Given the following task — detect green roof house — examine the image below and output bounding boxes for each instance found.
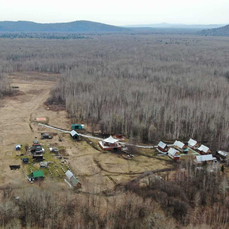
[28,170,44,182]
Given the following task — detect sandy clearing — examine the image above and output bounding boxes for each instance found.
[0,71,173,191]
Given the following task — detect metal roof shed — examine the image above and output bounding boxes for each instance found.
[188,139,197,147]
[174,140,185,149]
[158,141,167,149]
[196,155,216,163]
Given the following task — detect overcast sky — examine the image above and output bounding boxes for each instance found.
[0,0,228,25]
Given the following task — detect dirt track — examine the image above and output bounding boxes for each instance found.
[0,72,61,185]
[0,72,172,190]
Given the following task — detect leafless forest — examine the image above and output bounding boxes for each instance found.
[0,34,229,228]
[0,35,229,149]
[1,161,229,229]
[47,35,229,150]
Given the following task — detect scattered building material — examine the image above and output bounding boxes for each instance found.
[188,138,199,149]
[157,141,168,152]
[40,161,49,168]
[65,170,81,188]
[36,117,47,122]
[9,165,20,170]
[99,136,122,150]
[168,148,180,160]
[28,170,44,182]
[41,133,53,139]
[22,157,29,164]
[198,144,211,155]
[195,154,216,163]
[49,147,59,154]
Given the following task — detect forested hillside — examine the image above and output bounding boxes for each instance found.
[199,24,229,36]
[0,20,128,32]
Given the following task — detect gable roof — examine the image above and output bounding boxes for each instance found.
[103,136,119,144]
[188,138,197,147]
[196,154,216,162]
[65,170,74,180]
[158,141,167,149]
[65,170,80,187]
[174,140,185,149]
[168,148,179,156]
[217,151,228,157]
[70,130,78,137]
[198,145,210,153]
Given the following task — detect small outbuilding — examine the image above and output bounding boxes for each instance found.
[188,138,198,149]
[216,150,229,160]
[157,141,168,152]
[65,170,81,188]
[168,148,180,160]
[195,154,216,164]
[99,136,122,151]
[198,145,211,155]
[15,145,21,151]
[28,170,44,182]
[70,130,79,140]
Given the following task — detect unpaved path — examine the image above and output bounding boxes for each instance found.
[0,72,59,185]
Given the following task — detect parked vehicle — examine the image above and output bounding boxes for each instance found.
[41,133,53,139]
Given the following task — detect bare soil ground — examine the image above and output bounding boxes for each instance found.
[0,72,173,192]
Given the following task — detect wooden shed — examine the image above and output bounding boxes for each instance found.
[198,145,211,155]
[188,138,198,149]
[157,141,168,152]
[168,148,180,160]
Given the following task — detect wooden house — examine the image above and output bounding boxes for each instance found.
[173,140,188,153]
[188,138,198,149]
[168,148,180,160]
[157,141,168,152]
[198,145,211,155]
[99,136,122,151]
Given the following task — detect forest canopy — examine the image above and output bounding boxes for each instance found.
[0,34,228,150]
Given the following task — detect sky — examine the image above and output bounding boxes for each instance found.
[0,0,228,25]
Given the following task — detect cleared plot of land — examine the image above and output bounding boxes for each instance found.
[0,72,173,191]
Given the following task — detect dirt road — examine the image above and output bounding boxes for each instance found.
[0,72,172,191]
[0,72,61,185]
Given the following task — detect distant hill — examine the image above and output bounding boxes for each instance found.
[0,20,129,32]
[199,24,229,36]
[125,23,225,30]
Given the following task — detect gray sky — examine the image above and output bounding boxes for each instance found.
[0,0,228,25]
